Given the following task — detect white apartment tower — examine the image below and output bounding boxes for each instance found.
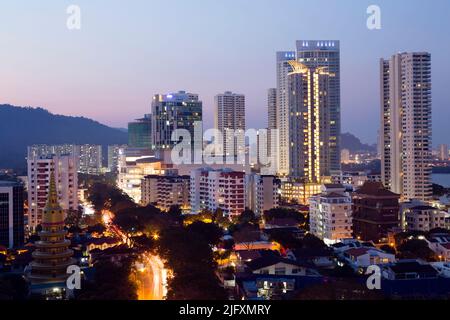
[276,51,295,176]
[214,92,246,158]
[27,154,78,231]
[380,52,432,201]
[267,88,278,171]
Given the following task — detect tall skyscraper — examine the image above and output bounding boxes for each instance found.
[151,91,202,152]
[380,52,432,201]
[128,114,152,149]
[27,154,78,231]
[295,40,341,175]
[214,91,246,157]
[0,181,24,248]
[267,88,277,133]
[276,51,295,176]
[267,88,278,171]
[288,60,335,182]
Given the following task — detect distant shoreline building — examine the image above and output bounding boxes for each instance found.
[438,144,449,161]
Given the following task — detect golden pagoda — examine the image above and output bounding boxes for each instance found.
[26,171,76,291]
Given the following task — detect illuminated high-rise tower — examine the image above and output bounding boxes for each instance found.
[288,61,335,182]
[296,40,341,175]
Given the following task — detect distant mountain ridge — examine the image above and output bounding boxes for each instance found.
[341,132,376,153]
[0,104,375,172]
[0,104,128,171]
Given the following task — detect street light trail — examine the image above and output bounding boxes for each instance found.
[99,209,167,300]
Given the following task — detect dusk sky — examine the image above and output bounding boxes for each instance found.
[1,0,449,145]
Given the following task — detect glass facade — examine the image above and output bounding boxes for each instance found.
[0,183,24,248]
[128,114,152,149]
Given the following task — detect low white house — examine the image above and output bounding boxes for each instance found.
[246,256,320,277]
[431,262,450,278]
[341,247,395,271]
[427,234,450,262]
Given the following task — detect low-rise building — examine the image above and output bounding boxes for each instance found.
[246,256,320,277]
[286,248,335,269]
[246,174,279,216]
[117,148,161,203]
[280,180,322,205]
[404,205,449,232]
[141,171,190,212]
[309,184,353,245]
[190,168,245,216]
[382,260,438,280]
[352,182,400,244]
[426,233,450,262]
[341,247,395,271]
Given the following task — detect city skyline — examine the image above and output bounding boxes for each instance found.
[3,0,450,305]
[1,0,450,145]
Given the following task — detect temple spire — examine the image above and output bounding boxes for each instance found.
[45,170,61,210]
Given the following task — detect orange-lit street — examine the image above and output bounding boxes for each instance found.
[136,253,167,300]
[102,209,167,300]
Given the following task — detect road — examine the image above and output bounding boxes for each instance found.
[101,210,167,300]
[136,253,167,300]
